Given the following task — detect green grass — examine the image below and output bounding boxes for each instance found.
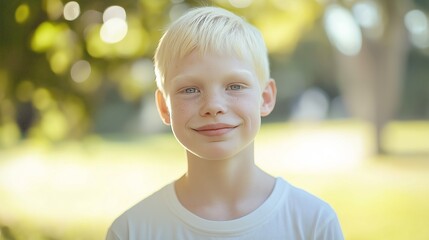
[0,121,428,239]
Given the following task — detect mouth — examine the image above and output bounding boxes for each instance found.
[192,123,238,136]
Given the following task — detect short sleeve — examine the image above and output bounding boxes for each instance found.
[105,228,120,240]
[106,215,129,240]
[316,214,344,240]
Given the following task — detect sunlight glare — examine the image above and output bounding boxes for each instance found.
[0,155,47,195]
[324,4,362,56]
[256,123,369,173]
[285,130,364,172]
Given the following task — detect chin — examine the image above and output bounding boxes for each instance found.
[194,153,236,161]
[188,148,239,161]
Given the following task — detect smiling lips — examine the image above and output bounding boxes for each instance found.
[193,123,237,136]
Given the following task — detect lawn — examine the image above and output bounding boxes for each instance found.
[0,121,428,239]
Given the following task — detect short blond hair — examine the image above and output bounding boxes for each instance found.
[154,6,270,92]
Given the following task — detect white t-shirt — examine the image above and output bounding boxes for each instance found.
[106,178,344,240]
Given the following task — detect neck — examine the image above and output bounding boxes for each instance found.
[189,154,253,191]
[174,145,275,220]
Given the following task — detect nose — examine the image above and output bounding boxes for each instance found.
[199,91,227,117]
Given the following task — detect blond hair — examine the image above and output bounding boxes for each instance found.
[154,6,270,92]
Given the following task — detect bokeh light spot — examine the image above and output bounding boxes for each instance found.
[404,9,429,49]
[324,4,362,56]
[352,0,383,39]
[290,88,330,121]
[100,18,128,43]
[31,22,58,52]
[131,59,155,87]
[15,3,30,24]
[33,88,52,111]
[41,110,68,141]
[44,0,64,20]
[103,5,126,22]
[49,51,70,74]
[86,17,149,58]
[256,14,300,53]
[114,26,149,57]
[352,0,379,29]
[405,10,428,35]
[85,25,107,58]
[71,60,91,83]
[63,1,80,21]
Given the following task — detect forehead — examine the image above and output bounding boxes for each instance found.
[166,50,257,85]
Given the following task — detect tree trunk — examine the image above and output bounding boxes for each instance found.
[336,0,411,154]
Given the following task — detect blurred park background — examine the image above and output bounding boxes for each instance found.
[1,0,429,239]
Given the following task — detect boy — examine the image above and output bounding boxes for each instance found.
[107,6,343,240]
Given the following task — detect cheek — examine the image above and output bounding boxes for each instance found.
[234,98,261,128]
[235,96,261,114]
[170,101,192,121]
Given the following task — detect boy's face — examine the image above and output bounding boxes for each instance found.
[156,51,276,160]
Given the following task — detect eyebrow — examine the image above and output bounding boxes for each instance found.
[171,69,255,84]
[224,69,255,81]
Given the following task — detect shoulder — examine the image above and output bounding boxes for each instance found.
[106,183,174,239]
[120,183,171,220]
[277,178,344,239]
[279,178,335,216]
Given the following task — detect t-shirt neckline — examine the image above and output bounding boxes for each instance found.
[163,177,287,236]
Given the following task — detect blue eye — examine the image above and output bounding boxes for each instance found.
[183,87,199,93]
[227,84,243,90]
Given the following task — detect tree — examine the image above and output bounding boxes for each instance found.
[325,0,413,154]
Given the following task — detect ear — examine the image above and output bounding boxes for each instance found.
[260,78,277,117]
[155,89,171,125]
